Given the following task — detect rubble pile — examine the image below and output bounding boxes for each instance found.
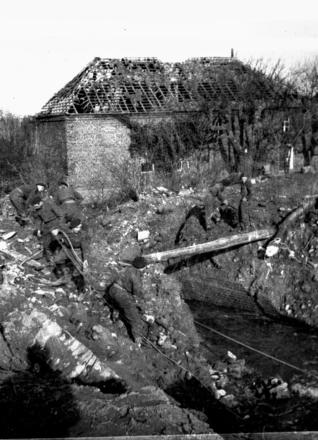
[165,175,318,328]
[0,194,214,436]
[2,173,318,434]
[248,206,318,327]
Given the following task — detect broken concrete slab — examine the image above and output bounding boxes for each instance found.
[138,230,150,241]
[3,308,126,388]
[1,231,17,240]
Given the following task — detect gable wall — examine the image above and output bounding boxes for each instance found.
[34,113,175,195]
[35,111,227,197]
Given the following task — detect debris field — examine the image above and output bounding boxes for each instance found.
[1,173,318,435]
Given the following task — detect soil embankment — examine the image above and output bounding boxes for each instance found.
[1,173,318,435]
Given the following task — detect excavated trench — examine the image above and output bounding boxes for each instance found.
[161,267,318,433]
[151,193,318,432]
[189,301,318,381]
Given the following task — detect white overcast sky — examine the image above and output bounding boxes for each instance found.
[1,0,318,116]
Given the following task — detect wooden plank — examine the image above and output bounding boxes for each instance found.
[138,82,156,111]
[83,88,95,112]
[147,82,164,107]
[123,85,138,113]
[0,246,42,269]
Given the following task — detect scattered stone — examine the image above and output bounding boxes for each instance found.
[178,189,194,196]
[291,383,318,399]
[210,373,220,380]
[100,217,112,228]
[301,166,313,174]
[227,350,237,361]
[92,324,118,347]
[215,373,229,389]
[220,394,238,408]
[119,245,141,263]
[156,206,173,215]
[227,359,246,379]
[269,382,290,399]
[156,186,170,195]
[137,230,150,241]
[158,332,168,346]
[35,288,55,298]
[0,240,8,251]
[213,361,228,373]
[1,231,17,240]
[215,389,226,399]
[143,313,155,324]
[68,303,88,325]
[265,243,280,257]
[161,341,177,350]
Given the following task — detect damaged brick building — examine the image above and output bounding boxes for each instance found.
[34,56,300,192]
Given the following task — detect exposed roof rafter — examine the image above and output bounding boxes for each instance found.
[39,56,296,116]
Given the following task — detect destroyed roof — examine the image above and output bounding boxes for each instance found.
[39,57,293,115]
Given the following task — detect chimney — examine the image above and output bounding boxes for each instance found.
[230,48,234,58]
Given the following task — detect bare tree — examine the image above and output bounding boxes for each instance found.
[129,58,297,176]
[0,110,33,189]
[290,57,318,97]
[289,57,318,165]
[198,58,294,175]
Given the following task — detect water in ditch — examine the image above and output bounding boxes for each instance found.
[182,300,318,432]
[189,300,318,380]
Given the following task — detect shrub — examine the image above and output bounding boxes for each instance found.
[87,152,143,210]
[153,151,228,193]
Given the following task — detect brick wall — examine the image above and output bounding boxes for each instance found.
[129,113,176,126]
[65,115,130,190]
[35,112,211,195]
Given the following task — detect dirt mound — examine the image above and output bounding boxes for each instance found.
[0,191,216,436]
[2,174,318,434]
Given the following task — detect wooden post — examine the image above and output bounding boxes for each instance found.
[140,228,276,265]
[266,197,317,246]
